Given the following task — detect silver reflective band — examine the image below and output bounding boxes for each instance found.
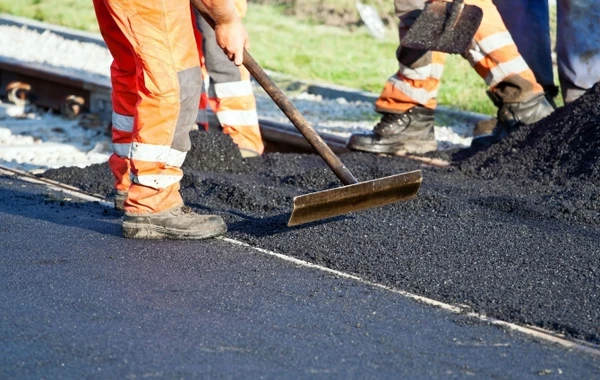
[112,112,134,133]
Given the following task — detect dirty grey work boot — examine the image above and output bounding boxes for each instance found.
[122,206,227,240]
[114,190,127,212]
[471,93,554,148]
[347,106,437,154]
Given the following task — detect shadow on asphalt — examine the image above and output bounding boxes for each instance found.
[185,198,350,237]
[226,215,349,237]
[0,186,122,237]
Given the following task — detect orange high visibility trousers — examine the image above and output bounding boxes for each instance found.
[193,9,264,156]
[376,0,543,114]
[93,0,202,215]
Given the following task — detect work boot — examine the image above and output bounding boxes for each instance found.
[471,93,554,148]
[114,190,127,212]
[122,206,227,240]
[543,84,560,109]
[347,106,437,154]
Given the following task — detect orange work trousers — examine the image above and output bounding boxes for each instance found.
[192,8,264,156]
[376,0,544,113]
[93,0,202,215]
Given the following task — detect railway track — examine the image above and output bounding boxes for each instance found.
[0,55,350,152]
[0,13,454,167]
[0,57,451,167]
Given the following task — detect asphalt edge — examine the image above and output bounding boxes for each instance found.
[2,162,599,359]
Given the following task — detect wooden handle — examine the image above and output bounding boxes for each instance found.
[194,10,358,185]
[448,0,464,29]
[242,50,358,186]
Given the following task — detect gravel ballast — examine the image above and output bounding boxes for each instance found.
[0,22,478,173]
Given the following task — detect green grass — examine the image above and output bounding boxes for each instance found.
[0,0,98,32]
[245,6,399,94]
[247,4,493,114]
[5,0,555,115]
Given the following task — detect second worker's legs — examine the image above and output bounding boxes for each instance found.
[195,10,264,157]
[347,0,440,155]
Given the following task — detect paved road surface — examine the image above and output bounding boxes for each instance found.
[1,174,599,378]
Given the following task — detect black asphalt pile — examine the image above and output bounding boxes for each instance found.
[183,130,247,173]
[457,83,600,184]
[42,127,600,344]
[43,162,115,197]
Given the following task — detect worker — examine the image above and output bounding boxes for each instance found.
[494,0,600,106]
[193,4,265,158]
[347,0,555,154]
[92,0,248,239]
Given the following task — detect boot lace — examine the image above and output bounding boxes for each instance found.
[373,112,409,136]
[172,206,194,215]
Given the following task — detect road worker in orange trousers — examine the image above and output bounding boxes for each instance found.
[347,0,555,154]
[92,0,248,239]
[192,2,265,158]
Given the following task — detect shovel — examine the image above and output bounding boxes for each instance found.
[242,51,422,226]
[401,0,483,54]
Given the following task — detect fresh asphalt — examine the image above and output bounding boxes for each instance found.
[1,174,599,378]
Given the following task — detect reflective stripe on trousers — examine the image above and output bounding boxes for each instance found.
[93,0,202,215]
[194,10,264,155]
[375,0,543,114]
